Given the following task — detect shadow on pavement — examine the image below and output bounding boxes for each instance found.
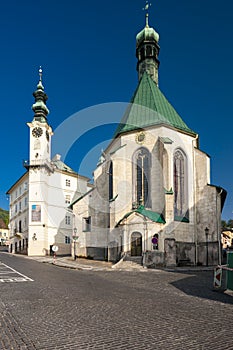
[170,270,233,305]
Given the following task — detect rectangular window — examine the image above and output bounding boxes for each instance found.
[66,179,71,187]
[15,204,17,214]
[65,236,71,244]
[25,197,28,207]
[19,202,22,211]
[65,216,71,225]
[83,216,91,232]
[24,182,28,190]
[65,195,71,204]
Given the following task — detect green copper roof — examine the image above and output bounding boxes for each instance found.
[114,72,196,137]
[116,205,165,226]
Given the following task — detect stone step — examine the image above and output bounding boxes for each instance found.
[112,260,146,271]
[178,259,194,267]
[124,256,142,265]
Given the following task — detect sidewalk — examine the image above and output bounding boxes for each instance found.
[11,253,215,272]
[22,255,114,271]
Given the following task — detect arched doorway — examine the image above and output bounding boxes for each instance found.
[131,232,142,256]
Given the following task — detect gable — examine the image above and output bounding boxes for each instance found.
[116,205,165,226]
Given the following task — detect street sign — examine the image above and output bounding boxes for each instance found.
[52,245,59,252]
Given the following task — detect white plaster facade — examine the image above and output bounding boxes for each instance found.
[7,154,91,256]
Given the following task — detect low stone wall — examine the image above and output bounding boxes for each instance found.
[143,251,165,268]
[86,247,107,261]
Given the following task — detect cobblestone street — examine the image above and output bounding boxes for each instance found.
[0,253,233,349]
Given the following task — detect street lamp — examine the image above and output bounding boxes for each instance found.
[205,227,209,267]
[73,227,78,260]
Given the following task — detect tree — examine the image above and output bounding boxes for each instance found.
[0,208,9,227]
[227,219,233,228]
[221,220,227,229]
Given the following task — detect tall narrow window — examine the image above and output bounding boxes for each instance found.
[65,215,71,225]
[83,217,91,232]
[134,148,151,207]
[174,149,188,221]
[109,161,113,200]
[65,236,71,244]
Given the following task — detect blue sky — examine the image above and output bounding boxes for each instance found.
[1,0,233,220]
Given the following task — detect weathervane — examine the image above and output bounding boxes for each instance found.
[142,1,152,13]
[142,1,152,26]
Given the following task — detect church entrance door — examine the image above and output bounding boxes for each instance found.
[131,232,142,256]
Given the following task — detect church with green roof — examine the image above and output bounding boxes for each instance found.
[72,10,226,267]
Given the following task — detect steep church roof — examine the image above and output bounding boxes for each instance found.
[114,72,197,137]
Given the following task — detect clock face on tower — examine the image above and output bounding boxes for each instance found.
[32,127,43,138]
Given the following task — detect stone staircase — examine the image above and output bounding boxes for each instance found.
[112,254,145,271]
[124,255,142,265]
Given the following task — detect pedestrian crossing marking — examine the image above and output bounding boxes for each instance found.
[0,262,34,283]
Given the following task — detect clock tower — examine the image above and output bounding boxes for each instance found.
[27,67,53,166]
[25,68,54,256]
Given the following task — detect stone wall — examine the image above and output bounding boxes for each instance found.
[197,241,219,266]
[143,251,165,268]
[176,241,195,266]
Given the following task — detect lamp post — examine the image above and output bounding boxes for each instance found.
[205,227,209,267]
[73,228,78,260]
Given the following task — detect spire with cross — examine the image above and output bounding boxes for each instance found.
[136,1,160,85]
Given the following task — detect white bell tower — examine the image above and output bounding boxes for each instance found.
[25,67,54,256]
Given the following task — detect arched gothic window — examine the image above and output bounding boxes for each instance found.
[109,161,113,201]
[174,149,188,221]
[133,148,151,207]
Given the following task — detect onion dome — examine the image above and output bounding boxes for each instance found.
[32,67,49,122]
[136,14,159,48]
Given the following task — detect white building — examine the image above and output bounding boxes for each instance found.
[7,69,91,256]
[0,218,9,246]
